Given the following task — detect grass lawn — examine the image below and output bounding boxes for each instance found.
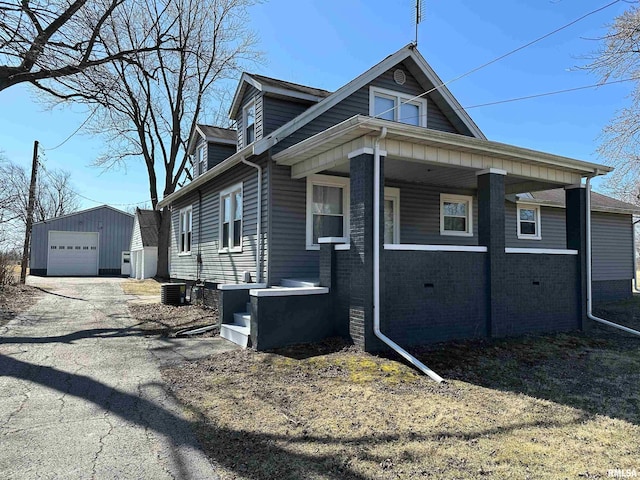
[163,299,640,480]
[121,278,162,296]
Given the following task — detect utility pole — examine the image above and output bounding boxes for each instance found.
[20,140,38,284]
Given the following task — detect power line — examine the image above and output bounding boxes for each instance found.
[460,76,640,111]
[373,0,622,121]
[37,157,153,208]
[41,107,99,152]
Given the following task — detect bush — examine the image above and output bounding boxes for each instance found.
[0,253,16,287]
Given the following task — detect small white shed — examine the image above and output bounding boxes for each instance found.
[130,209,159,280]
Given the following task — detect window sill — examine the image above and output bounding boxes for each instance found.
[218,248,243,254]
[440,231,473,237]
[517,235,542,241]
[306,245,321,251]
[178,252,192,256]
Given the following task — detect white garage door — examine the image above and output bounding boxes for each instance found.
[47,231,99,276]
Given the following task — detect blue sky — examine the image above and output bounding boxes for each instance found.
[0,0,632,210]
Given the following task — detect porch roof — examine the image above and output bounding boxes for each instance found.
[272,115,612,187]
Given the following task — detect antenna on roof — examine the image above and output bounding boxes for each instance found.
[414,0,424,46]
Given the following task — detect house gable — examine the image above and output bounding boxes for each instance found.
[256,44,485,156]
[271,59,466,154]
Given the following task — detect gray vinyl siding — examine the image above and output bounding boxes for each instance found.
[272,60,460,154]
[235,86,262,149]
[263,96,312,136]
[390,181,479,246]
[505,203,566,249]
[268,162,320,285]
[30,206,133,271]
[208,143,236,169]
[169,155,269,283]
[130,215,143,251]
[591,212,633,281]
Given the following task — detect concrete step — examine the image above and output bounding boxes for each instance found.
[220,323,250,348]
[281,278,320,288]
[233,312,251,328]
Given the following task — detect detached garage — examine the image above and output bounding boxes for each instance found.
[30,205,134,277]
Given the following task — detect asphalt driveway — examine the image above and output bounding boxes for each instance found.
[0,276,234,480]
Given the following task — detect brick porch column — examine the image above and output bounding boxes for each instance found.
[565,185,588,329]
[477,168,506,337]
[348,149,385,351]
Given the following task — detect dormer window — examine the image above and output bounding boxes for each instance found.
[244,101,255,145]
[197,145,206,175]
[369,86,427,127]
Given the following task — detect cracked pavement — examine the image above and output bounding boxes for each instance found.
[0,277,232,479]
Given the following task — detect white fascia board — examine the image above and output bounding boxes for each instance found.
[254,46,416,155]
[228,73,255,119]
[186,126,206,156]
[157,145,254,209]
[272,115,612,176]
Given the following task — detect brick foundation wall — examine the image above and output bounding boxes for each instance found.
[492,254,580,337]
[382,250,488,345]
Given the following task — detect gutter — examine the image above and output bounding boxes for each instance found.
[585,175,640,337]
[241,156,263,283]
[372,126,444,382]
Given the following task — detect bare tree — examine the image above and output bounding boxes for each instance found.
[583,2,640,202]
[42,0,259,276]
[0,157,79,251]
[0,0,174,91]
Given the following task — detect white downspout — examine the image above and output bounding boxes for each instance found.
[241,156,262,283]
[633,219,640,293]
[586,175,640,336]
[372,127,444,383]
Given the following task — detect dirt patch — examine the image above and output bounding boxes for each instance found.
[163,321,640,479]
[0,284,42,327]
[128,303,218,337]
[121,278,162,296]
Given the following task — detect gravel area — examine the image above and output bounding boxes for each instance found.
[128,302,219,337]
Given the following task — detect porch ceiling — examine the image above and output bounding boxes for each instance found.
[326,158,561,194]
[272,115,611,187]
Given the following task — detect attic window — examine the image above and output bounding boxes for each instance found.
[244,101,255,145]
[370,86,426,127]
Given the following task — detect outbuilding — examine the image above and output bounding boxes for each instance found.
[130,208,159,280]
[30,205,134,276]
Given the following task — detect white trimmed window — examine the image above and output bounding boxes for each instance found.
[219,183,243,253]
[244,101,255,146]
[440,194,473,237]
[197,145,207,175]
[306,174,350,249]
[179,206,192,254]
[384,187,400,244]
[517,204,541,240]
[369,86,427,127]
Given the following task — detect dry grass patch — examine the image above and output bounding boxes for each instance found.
[128,303,218,337]
[121,278,161,296]
[0,284,42,326]
[163,325,640,480]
